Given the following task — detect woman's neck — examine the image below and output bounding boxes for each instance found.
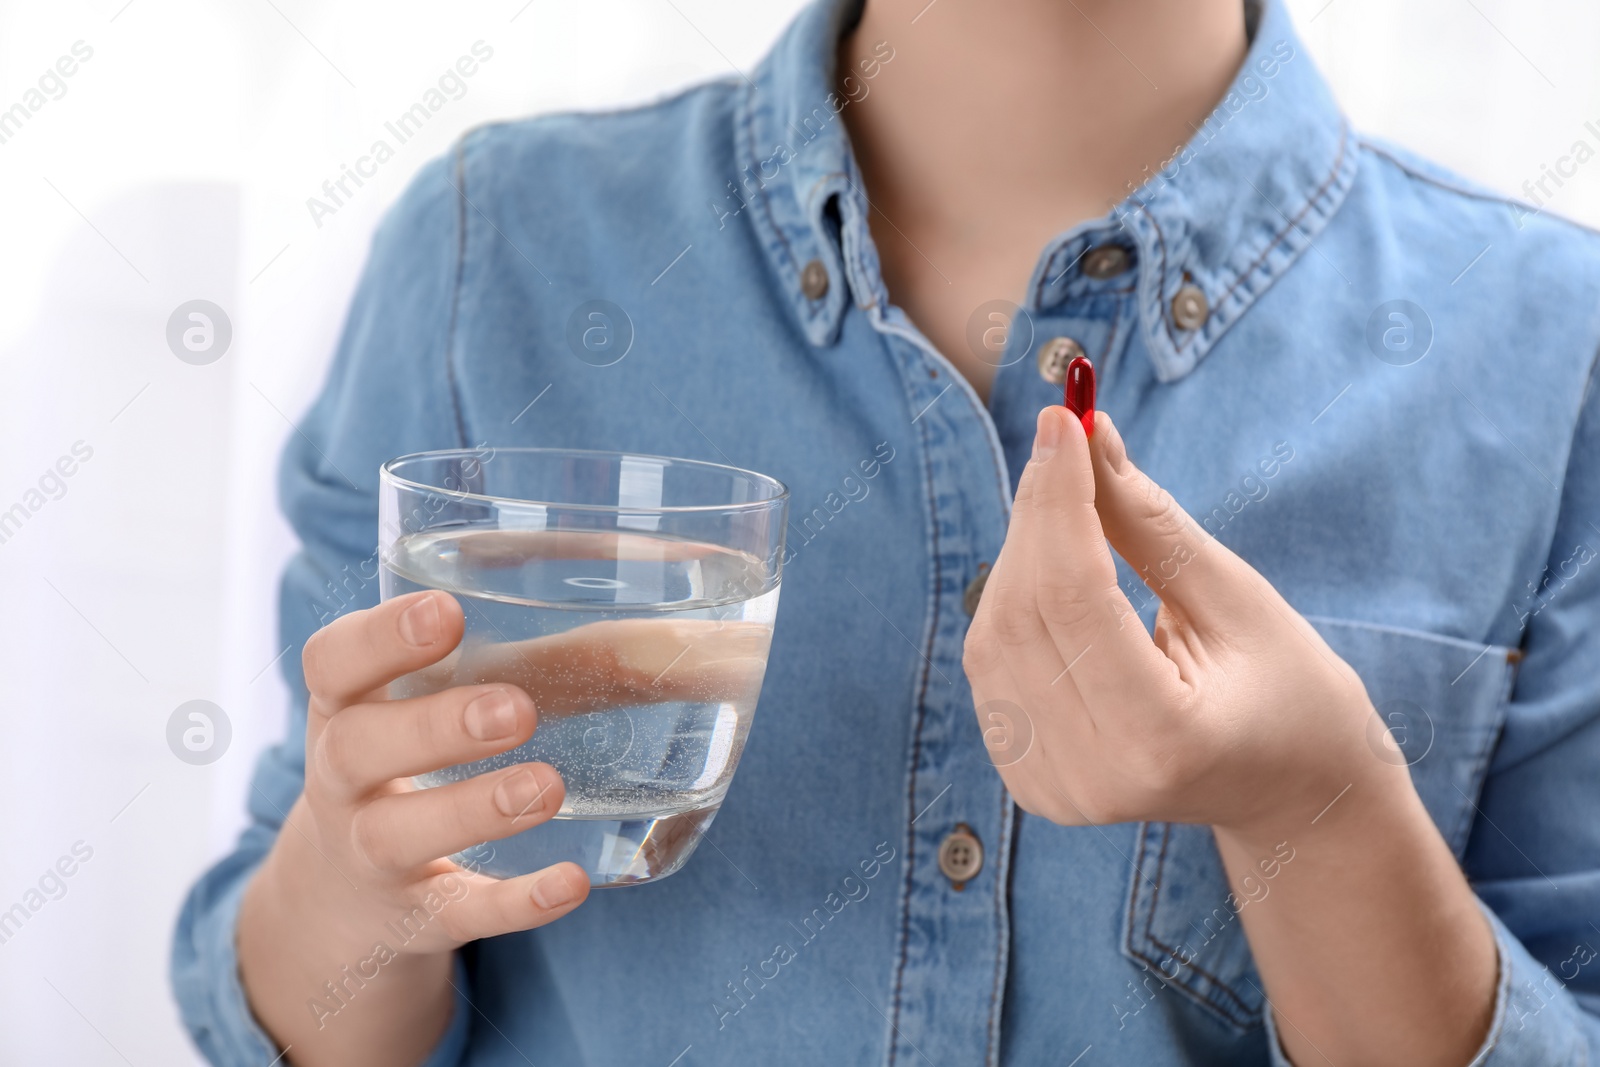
[841,0,1249,236]
[837,0,1249,401]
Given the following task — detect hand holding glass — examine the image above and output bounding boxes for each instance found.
[378,448,788,887]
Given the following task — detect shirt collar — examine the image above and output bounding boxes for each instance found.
[736,0,1358,381]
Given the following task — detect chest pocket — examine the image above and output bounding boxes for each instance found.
[1119,617,1518,1032]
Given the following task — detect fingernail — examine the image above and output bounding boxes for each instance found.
[465,690,518,741]
[398,595,441,647]
[495,769,548,819]
[531,869,578,909]
[1034,408,1061,461]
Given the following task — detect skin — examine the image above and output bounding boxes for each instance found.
[236,592,570,1066]
[236,595,770,1065]
[847,1,1496,1062]
[238,2,1496,1064]
[964,409,1496,1065]
[840,0,1249,402]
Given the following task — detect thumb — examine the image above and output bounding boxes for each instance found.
[1087,412,1258,631]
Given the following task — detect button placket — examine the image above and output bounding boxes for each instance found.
[860,320,1015,1067]
[1016,234,1140,415]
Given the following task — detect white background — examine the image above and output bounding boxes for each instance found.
[0,0,1595,1062]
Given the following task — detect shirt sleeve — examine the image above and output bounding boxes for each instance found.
[1266,357,1600,1065]
[168,142,482,1066]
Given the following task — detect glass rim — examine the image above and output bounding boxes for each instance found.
[380,445,790,515]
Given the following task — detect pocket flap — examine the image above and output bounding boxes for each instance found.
[1120,617,1516,1032]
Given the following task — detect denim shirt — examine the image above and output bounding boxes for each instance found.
[172,0,1600,1062]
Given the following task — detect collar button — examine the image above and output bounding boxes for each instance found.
[1083,245,1132,279]
[1172,284,1209,331]
[1037,336,1086,385]
[800,259,830,301]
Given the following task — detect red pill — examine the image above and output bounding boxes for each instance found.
[1063,356,1095,438]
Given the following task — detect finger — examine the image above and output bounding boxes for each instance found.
[969,524,1183,822]
[350,763,565,873]
[1016,406,1181,709]
[303,590,465,712]
[453,528,724,565]
[629,808,717,882]
[966,507,1107,815]
[1088,412,1259,631]
[964,602,1092,821]
[318,683,537,793]
[413,618,773,717]
[967,512,1071,696]
[431,862,591,944]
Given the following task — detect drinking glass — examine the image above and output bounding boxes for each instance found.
[378,447,788,887]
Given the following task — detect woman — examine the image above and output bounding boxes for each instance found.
[173,0,1600,1063]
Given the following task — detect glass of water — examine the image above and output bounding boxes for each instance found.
[378,447,788,888]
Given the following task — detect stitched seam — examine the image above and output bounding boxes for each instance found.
[876,315,1011,517]
[1450,659,1517,854]
[1124,823,1150,956]
[1125,943,1257,1029]
[1212,121,1352,316]
[1134,199,1178,350]
[994,801,1026,1067]
[812,166,1010,510]
[1301,614,1516,655]
[983,430,1009,519]
[459,76,740,136]
[818,166,879,313]
[1123,824,1256,1030]
[1145,931,1255,1018]
[887,403,942,1067]
[982,404,1009,514]
[1360,138,1600,241]
[1141,821,1172,947]
[443,134,472,450]
[741,83,805,311]
[985,784,1013,1064]
[1139,823,1255,1019]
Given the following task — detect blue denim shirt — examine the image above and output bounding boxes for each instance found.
[173,0,1600,1062]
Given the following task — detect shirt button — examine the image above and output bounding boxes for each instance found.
[800,259,830,300]
[1171,284,1209,330]
[1082,244,1132,279]
[1037,336,1085,385]
[962,563,990,616]
[938,824,984,889]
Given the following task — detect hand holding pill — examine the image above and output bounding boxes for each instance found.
[962,406,1411,841]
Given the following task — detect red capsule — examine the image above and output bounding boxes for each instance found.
[1063,356,1096,438]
